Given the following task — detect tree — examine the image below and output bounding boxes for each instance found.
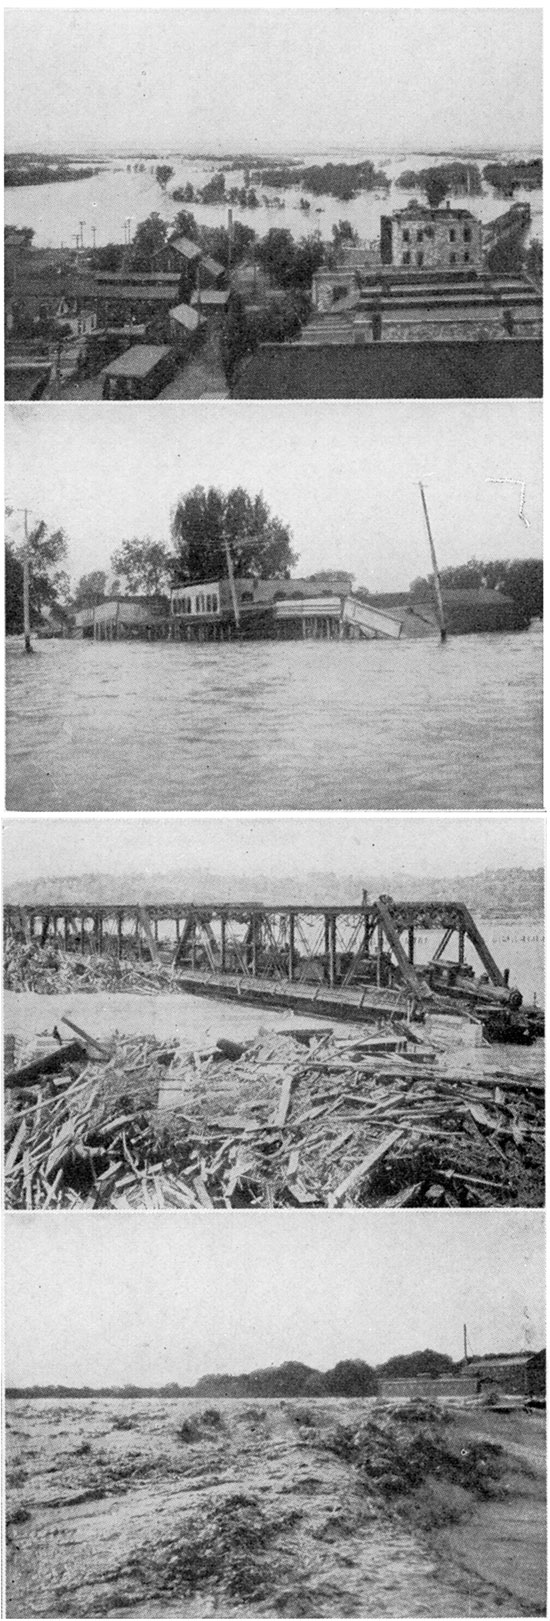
[323,1360,378,1396]
[5,515,69,633]
[129,213,168,272]
[201,171,225,204]
[73,571,107,610]
[91,242,125,272]
[425,169,449,209]
[110,538,173,595]
[256,227,298,287]
[173,209,199,241]
[526,239,542,283]
[332,220,359,248]
[155,164,174,190]
[170,485,298,584]
[172,182,195,205]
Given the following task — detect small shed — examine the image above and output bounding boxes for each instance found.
[169,303,204,353]
[191,289,230,323]
[101,344,175,400]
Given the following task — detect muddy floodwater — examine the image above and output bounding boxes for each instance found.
[5,1397,545,1618]
[5,630,542,811]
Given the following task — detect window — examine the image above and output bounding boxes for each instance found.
[212,595,218,613]
[402,251,411,265]
[464,252,470,264]
[187,597,191,615]
[206,594,212,612]
[416,250,424,267]
[195,596,200,613]
[450,252,456,265]
[464,226,471,242]
[449,228,456,242]
[402,229,410,243]
[416,229,423,242]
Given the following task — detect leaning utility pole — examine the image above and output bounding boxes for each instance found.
[23,508,32,654]
[419,480,447,642]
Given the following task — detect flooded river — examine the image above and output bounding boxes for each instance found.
[6,630,542,811]
[6,1396,544,1618]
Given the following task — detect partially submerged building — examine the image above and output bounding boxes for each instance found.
[73,596,169,640]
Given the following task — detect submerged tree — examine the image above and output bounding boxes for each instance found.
[170,485,298,584]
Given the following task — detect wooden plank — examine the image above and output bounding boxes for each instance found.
[274,1072,294,1128]
[328,1129,404,1206]
[4,1041,86,1089]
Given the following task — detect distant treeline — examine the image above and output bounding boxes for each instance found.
[250,160,389,200]
[396,162,482,199]
[5,162,100,187]
[7,1350,470,1401]
[483,159,542,194]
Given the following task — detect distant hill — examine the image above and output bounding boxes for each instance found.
[4,865,543,919]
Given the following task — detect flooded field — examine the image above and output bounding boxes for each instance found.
[5,148,543,252]
[5,1396,545,1618]
[5,630,543,811]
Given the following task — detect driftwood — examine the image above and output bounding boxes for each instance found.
[3,1025,544,1210]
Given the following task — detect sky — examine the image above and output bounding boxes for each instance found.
[2,814,544,893]
[4,9,542,155]
[5,400,542,594]
[5,1210,544,1386]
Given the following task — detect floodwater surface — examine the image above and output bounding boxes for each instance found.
[5,1397,546,1618]
[5,631,543,811]
[5,148,543,251]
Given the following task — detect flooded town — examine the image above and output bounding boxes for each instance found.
[5,399,543,811]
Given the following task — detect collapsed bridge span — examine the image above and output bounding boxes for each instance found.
[4,896,542,1041]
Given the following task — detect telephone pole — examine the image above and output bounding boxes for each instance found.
[419,480,447,643]
[23,508,32,654]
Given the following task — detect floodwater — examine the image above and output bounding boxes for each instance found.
[5,1397,545,1618]
[6,630,543,811]
[5,148,543,251]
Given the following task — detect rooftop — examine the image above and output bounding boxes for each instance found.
[102,345,172,379]
[392,201,477,223]
[170,303,202,331]
[168,235,202,262]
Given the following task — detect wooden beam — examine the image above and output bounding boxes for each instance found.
[138,906,160,965]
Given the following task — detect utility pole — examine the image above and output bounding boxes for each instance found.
[91,226,96,250]
[463,1323,468,1365]
[227,207,233,289]
[23,508,32,654]
[419,480,447,642]
[223,534,240,631]
[79,220,85,249]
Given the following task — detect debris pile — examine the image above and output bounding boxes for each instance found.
[323,1408,504,1502]
[4,940,176,995]
[4,1027,544,1209]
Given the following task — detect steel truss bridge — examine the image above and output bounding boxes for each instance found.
[4,897,511,1023]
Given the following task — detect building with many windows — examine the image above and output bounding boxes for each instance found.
[380,201,483,273]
